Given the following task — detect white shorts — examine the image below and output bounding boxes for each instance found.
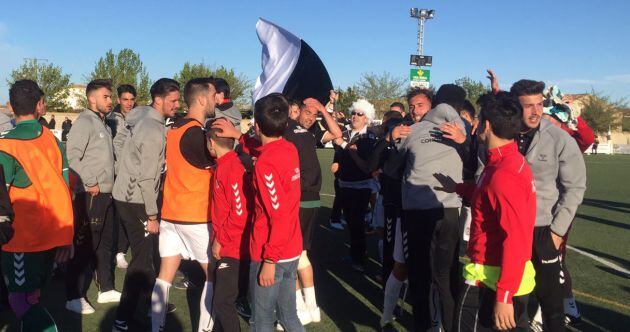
[393,217,405,264]
[159,221,212,263]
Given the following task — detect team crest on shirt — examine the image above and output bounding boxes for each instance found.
[538,154,548,162]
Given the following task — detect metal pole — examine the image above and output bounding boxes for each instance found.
[417,17,425,56]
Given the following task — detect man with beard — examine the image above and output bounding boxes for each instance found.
[213,78,243,131]
[112,78,181,331]
[65,79,120,314]
[283,97,341,325]
[509,79,586,332]
[151,78,218,332]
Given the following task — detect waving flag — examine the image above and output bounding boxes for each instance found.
[252,18,333,105]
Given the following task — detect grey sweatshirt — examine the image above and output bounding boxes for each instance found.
[66,108,115,193]
[522,119,586,236]
[106,111,130,173]
[215,102,242,131]
[112,106,166,216]
[396,104,465,210]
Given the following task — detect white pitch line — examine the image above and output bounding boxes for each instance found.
[566,245,630,277]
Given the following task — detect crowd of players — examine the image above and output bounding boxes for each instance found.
[0,68,593,332]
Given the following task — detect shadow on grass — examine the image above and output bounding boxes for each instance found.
[575,300,630,332]
[575,213,630,231]
[311,207,413,331]
[582,198,630,214]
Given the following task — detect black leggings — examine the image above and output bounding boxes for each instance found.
[114,200,157,322]
[66,193,115,299]
[455,284,530,332]
[340,187,371,265]
[401,208,461,332]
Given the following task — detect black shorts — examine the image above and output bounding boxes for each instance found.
[299,207,319,251]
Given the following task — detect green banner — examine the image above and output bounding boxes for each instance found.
[410,68,431,82]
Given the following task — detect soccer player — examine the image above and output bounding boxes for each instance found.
[0,79,74,331]
[107,84,137,269]
[65,79,120,314]
[394,84,468,331]
[150,78,217,332]
[206,118,253,332]
[509,79,586,332]
[248,93,304,331]
[112,78,180,331]
[438,92,537,331]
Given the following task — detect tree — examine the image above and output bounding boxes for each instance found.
[8,59,72,112]
[581,90,625,134]
[173,62,252,109]
[335,86,360,116]
[88,48,151,105]
[455,76,488,110]
[354,72,406,119]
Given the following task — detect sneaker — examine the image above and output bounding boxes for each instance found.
[298,308,313,325]
[112,319,128,331]
[116,252,129,269]
[309,306,321,323]
[98,290,122,303]
[529,320,543,332]
[329,219,344,230]
[66,298,95,314]
[235,298,252,318]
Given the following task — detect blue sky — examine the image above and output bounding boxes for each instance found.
[1,0,629,103]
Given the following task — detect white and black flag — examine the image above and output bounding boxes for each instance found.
[252,18,333,105]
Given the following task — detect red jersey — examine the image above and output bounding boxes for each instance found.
[456,142,536,304]
[249,138,302,262]
[211,151,252,260]
[561,117,595,153]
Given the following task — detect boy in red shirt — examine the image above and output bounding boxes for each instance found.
[247,93,304,331]
[206,119,253,332]
[437,92,536,331]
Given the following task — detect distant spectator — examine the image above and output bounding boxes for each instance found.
[592,137,599,154]
[48,114,56,129]
[62,117,72,141]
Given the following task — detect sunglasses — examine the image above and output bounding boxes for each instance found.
[351,111,366,117]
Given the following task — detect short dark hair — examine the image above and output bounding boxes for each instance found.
[9,79,44,116]
[254,93,289,138]
[390,102,405,112]
[150,78,180,100]
[213,78,230,99]
[183,77,215,106]
[434,84,467,110]
[117,84,137,97]
[477,92,523,140]
[383,110,403,124]
[460,99,476,119]
[205,119,235,150]
[406,87,433,105]
[86,79,112,97]
[510,79,545,97]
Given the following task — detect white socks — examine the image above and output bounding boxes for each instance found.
[303,286,317,310]
[382,273,404,324]
[296,289,307,311]
[151,278,171,332]
[198,282,215,332]
[564,297,580,317]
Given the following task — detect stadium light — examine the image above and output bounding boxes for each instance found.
[409,8,435,67]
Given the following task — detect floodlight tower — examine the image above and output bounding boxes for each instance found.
[409,8,435,67]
